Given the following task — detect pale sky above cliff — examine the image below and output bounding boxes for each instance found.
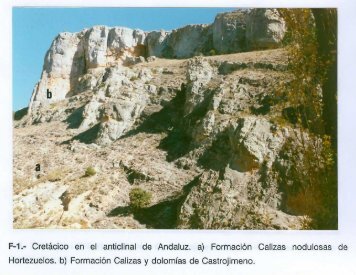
[12,7,236,111]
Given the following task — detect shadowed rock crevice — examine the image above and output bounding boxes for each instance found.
[121,87,186,137]
[197,129,232,171]
[71,123,101,144]
[108,176,200,229]
[65,105,85,129]
[120,86,195,162]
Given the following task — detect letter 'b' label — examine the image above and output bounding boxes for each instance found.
[47,89,52,99]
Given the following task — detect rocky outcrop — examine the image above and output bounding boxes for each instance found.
[29,26,148,113]
[77,66,152,145]
[184,57,214,115]
[28,9,285,115]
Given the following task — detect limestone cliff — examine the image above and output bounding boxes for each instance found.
[28,9,285,115]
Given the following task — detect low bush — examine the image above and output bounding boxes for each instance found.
[129,187,152,210]
[85,166,96,177]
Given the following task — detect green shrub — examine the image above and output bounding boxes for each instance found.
[130,76,138,81]
[85,166,96,177]
[209,49,217,56]
[129,187,152,210]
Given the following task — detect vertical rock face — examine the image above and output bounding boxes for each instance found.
[211,8,286,54]
[146,25,213,58]
[246,8,286,50]
[145,30,170,57]
[166,24,213,58]
[29,32,84,110]
[84,26,109,69]
[107,27,147,65]
[108,27,146,51]
[212,10,248,53]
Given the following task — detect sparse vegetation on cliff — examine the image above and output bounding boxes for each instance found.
[276,8,337,229]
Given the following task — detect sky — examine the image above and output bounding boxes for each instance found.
[12,7,236,111]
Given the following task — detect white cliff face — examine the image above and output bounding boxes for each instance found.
[212,10,248,53]
[29,32,84,110]
[159,24,212,58]
[108,27,146,49]
[29,26,148,113]
[145,30,170,57]
[84,26,109,69]
[146,25,212,59]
